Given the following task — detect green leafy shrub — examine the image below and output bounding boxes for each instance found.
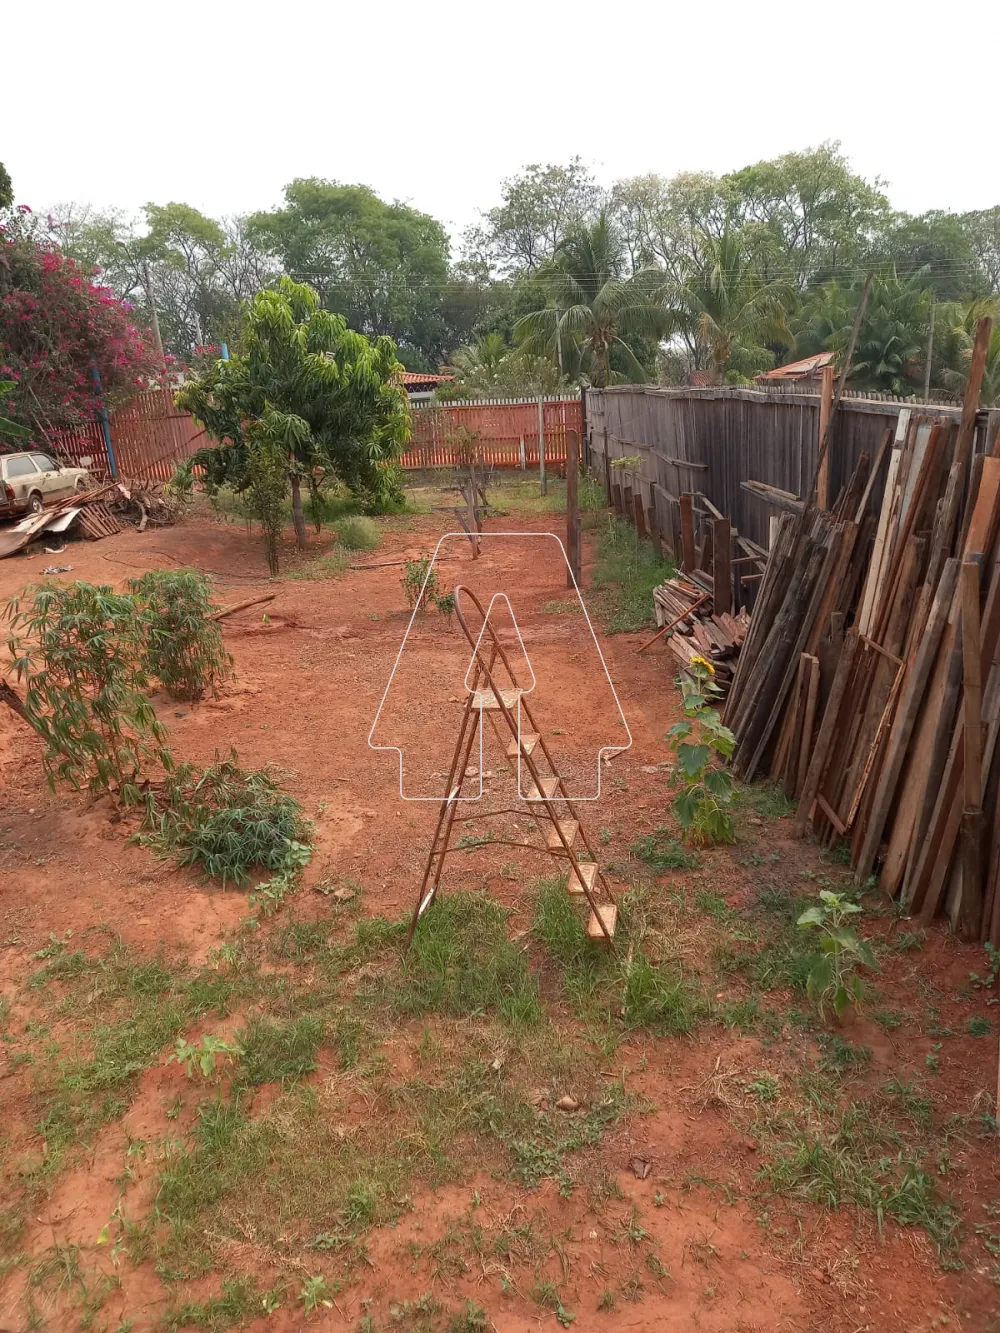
[140,754,311,888]
[128,569,233,701]
[5,581,171,800]
[797,891,876,1019]
[401,553,439,609]
[335,516,380,551]
[167,1033,244,1081]
[666,657,736,845]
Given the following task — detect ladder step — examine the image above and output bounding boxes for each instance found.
[546,820,579,851]
[525,777,560,801]
[567,860,598,895]
[506,732,540,759]
[587,903,618,941]
[470,687,522,711]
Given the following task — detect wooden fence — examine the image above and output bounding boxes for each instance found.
[400,396,582,469]
[586,385,1000,553]
[47,389,207,484]
[44,392,584,482]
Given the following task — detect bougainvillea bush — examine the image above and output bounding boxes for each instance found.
[0,206,162,434]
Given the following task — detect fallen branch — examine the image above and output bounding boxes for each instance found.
[209,593,276,622]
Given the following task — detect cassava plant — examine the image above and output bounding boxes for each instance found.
[5,582,171,800]
[139,752,311,889]
[666,655,736,846]
[128,569,233,701]
[797,890,877,1019]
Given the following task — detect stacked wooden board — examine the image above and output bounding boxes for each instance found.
[651,575,748,694]
[724,376,1000,941]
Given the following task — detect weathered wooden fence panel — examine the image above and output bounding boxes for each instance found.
[47,389,208,483]
[585,385,996,553]
[400,397,582,469]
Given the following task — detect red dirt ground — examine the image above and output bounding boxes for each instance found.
[0,503,998,1332]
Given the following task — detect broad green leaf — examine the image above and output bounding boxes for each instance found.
[676,743,711,779]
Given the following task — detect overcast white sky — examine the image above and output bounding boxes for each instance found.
[7,0,999,245]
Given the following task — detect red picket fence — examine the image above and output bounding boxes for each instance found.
[46,389,207,484]
[400,397,582,469]
[44,391,584,482]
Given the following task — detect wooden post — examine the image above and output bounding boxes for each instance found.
[816,363,834,510]
[960,557,984,941]
[713,516,732,616]
[647,505,662,559]
[519,436,526,470]
[537,396,547,496]
[602,430,611,505]
[566,428,581,588]
[611,482,622,515]
[956,317,994,471]
[679,492,696,571]
[633,489,647,539]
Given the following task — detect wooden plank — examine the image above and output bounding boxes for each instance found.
[954,316,993,473]
[713,517,732,617]
[856,413,907,636]
[633,490,647,539]
[565,426,581,587]
[740,480,805,513]
[794,629,860,837]
[959,559,984,941]
[854,560,959,880]
[816,363,834,510]
[796,655,821,799]
[679,493,696,571]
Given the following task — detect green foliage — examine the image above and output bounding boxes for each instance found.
[140,754,310,888]
[384,891,541,1027]
[128,569,232,701]
[666,659,735,846]
[622,955,698,1035]
[235,1016,325,1086]
[298,1274,334,1314]
[630,828,700,872]
[515,213,665,386]
[5,581,171,800]
[591,516,674,633]
[797,891,877,1019]
[400,553,453,618]
[176,277,411,570]
[0,379,31,440]
[335,516,380,551]
[167,1034,244,1081]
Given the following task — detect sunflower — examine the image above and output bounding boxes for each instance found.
[690,654,715,675]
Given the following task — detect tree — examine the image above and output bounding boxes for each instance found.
[880,210,979,302]
[0,209,161,435]
[959,207,1000,295]
[176,278,410,572]
[0,162,12,211]
[438,334,568,399]
[610,171,731,280]
[247,180,452,367]
[514,214,664,388]
[937,298,1000,405]
[464,159,603,278]
[793,269,932,395]
[661,230,792,382]
[724,143,890,286]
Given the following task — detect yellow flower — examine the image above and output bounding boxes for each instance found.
[691,654,715,675]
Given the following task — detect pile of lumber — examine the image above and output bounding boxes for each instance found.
[723,321,1000,940]
[650,574,748,693]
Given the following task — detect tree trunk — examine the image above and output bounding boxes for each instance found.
[289,473,307,551]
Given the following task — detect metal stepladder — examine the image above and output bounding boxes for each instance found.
[405,585,618,949]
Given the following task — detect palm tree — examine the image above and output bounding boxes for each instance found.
[514,213,665,388]
[441,334,566,398]
[794,268,932,396]
[661,231,792,382]
[938,298,1000,405]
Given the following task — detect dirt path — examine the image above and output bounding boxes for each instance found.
[0,502,998,1333]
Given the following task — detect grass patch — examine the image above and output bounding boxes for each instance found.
[630,828,700,872]
[735,781,796,820]
[235,1015,325,1088]
[285,548,351,581]
[364,891,542,1028]
[591,516,675,634]
[334,516,380,551]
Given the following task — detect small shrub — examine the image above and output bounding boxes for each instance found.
[402,554,439,610]
[128,569,233,701]
[140,753,310,887]
[797,891,876,1019]
[666,657,736,846]
[631,828,700,872]
[5,581,171,799]
[622,956,697,1035]
[336,516,380,551]
[167,1033,244,1081]
[592,516,675,634]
